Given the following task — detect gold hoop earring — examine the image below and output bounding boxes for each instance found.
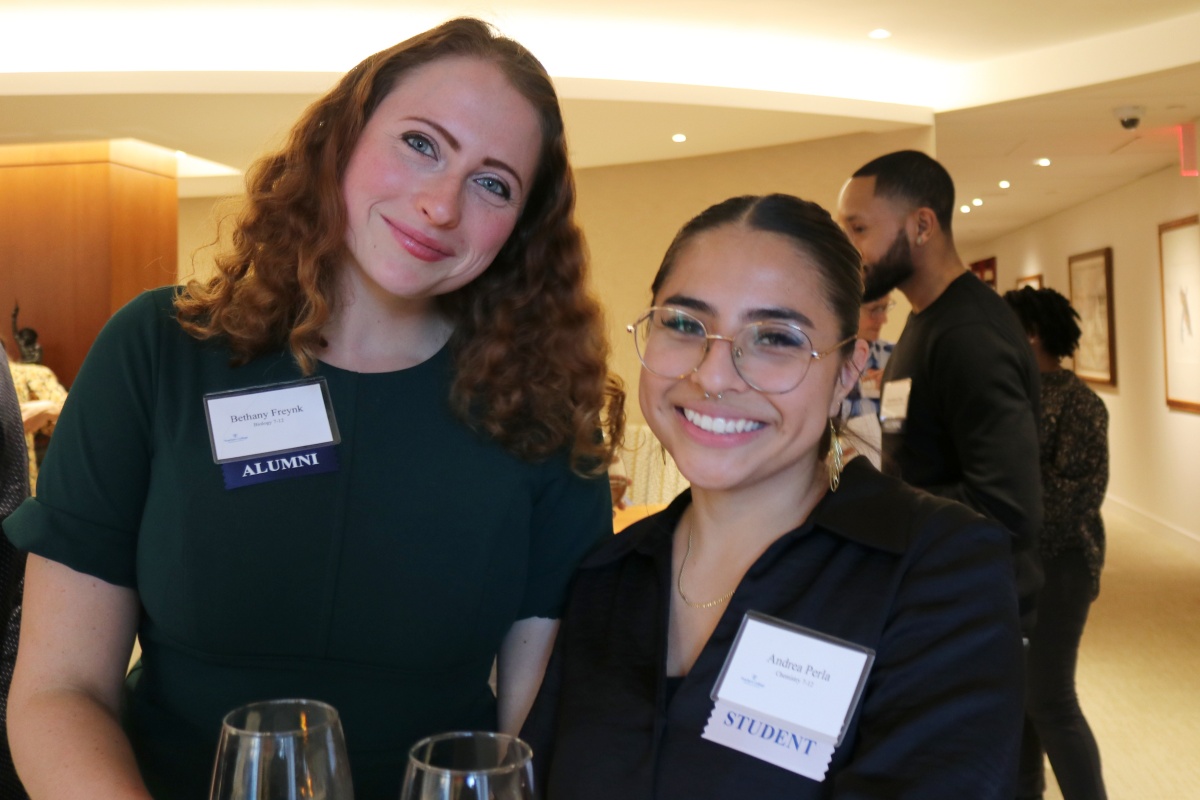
[828,419,844,492]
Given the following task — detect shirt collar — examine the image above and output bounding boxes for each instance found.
[604,457,913,567]
[808,457,914,554]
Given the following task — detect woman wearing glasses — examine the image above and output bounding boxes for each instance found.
[841,294,895,468]
[843,294,895,420]
[523,194,1023,798]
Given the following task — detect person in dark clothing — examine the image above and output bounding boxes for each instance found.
[836,150,1043,635]
[524,194,1024,799]
[0,356,30,799]
[1006,286,1109,800]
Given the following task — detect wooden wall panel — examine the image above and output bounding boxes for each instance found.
[0,140,176,386]
[109,163,178,312]
[1,162,112,385]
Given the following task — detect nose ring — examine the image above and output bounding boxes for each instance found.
[703,391,724,401]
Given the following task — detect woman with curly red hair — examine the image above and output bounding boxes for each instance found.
[4,18,622,800]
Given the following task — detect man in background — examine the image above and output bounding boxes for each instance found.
[837,150,1043,636]
[842,294,895,467]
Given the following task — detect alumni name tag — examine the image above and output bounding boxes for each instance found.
[701,612,874,781]
[204,378,341,489]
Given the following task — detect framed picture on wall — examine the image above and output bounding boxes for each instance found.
[1015,274,1043,290]
[969,256,997,289]
[1068,247,1116,386]
[1158,215,1200,413]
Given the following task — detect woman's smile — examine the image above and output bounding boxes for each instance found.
[679,406,766,435]
[384,215,456,262]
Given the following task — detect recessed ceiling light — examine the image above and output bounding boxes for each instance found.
[960,205,971,213]
[998,180,1011,189]
[672,133,687,143]
[972,198,983,207]
[868,29,891,40]
[1035,158,1051,167]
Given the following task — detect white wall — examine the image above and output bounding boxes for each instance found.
[962,165,1200,543]
[177,195,241,285]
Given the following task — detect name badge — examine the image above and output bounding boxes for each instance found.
[701,612,874,781]
[879,377,911,434]
[204,378,341,489]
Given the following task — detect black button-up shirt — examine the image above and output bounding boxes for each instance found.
[523,458,1023,799]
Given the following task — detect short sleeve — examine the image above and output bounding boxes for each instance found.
[3,290,170,587]
[518,458,612,619]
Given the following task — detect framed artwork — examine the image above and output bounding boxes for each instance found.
[1068,247,1116,386]
[969,257,997,289]
[1158,215,1200,412]
[1015,274,1043,290]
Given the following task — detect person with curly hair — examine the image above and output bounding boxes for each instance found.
[1005,286,1108,800]
[3,18,622,800]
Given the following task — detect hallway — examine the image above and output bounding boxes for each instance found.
[1042,510,1200,799]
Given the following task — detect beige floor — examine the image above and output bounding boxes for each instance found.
[1041,513,1200,800]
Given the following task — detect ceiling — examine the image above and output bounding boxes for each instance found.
[2,1,1200,246]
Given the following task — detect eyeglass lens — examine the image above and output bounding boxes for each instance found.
[865,300,895,316]
[631,307,816,393]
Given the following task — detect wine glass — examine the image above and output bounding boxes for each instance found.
[209,698,354,800]
[400,731,534,800]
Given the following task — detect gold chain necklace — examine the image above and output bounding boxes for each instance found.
[677,518,736,609]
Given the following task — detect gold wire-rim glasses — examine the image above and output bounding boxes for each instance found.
[627,306,855,394]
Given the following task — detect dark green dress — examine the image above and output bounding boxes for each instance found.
[3,288,611,799]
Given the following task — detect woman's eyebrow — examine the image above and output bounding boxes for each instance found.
[660,296,814,328]
[660,295,714,315]
[744,307,814,328]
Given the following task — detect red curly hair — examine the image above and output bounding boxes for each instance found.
[176,17,623,474]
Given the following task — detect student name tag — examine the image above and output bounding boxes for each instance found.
[701,612,874,781]
[203,378,341,489]
[879,377,911,434]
